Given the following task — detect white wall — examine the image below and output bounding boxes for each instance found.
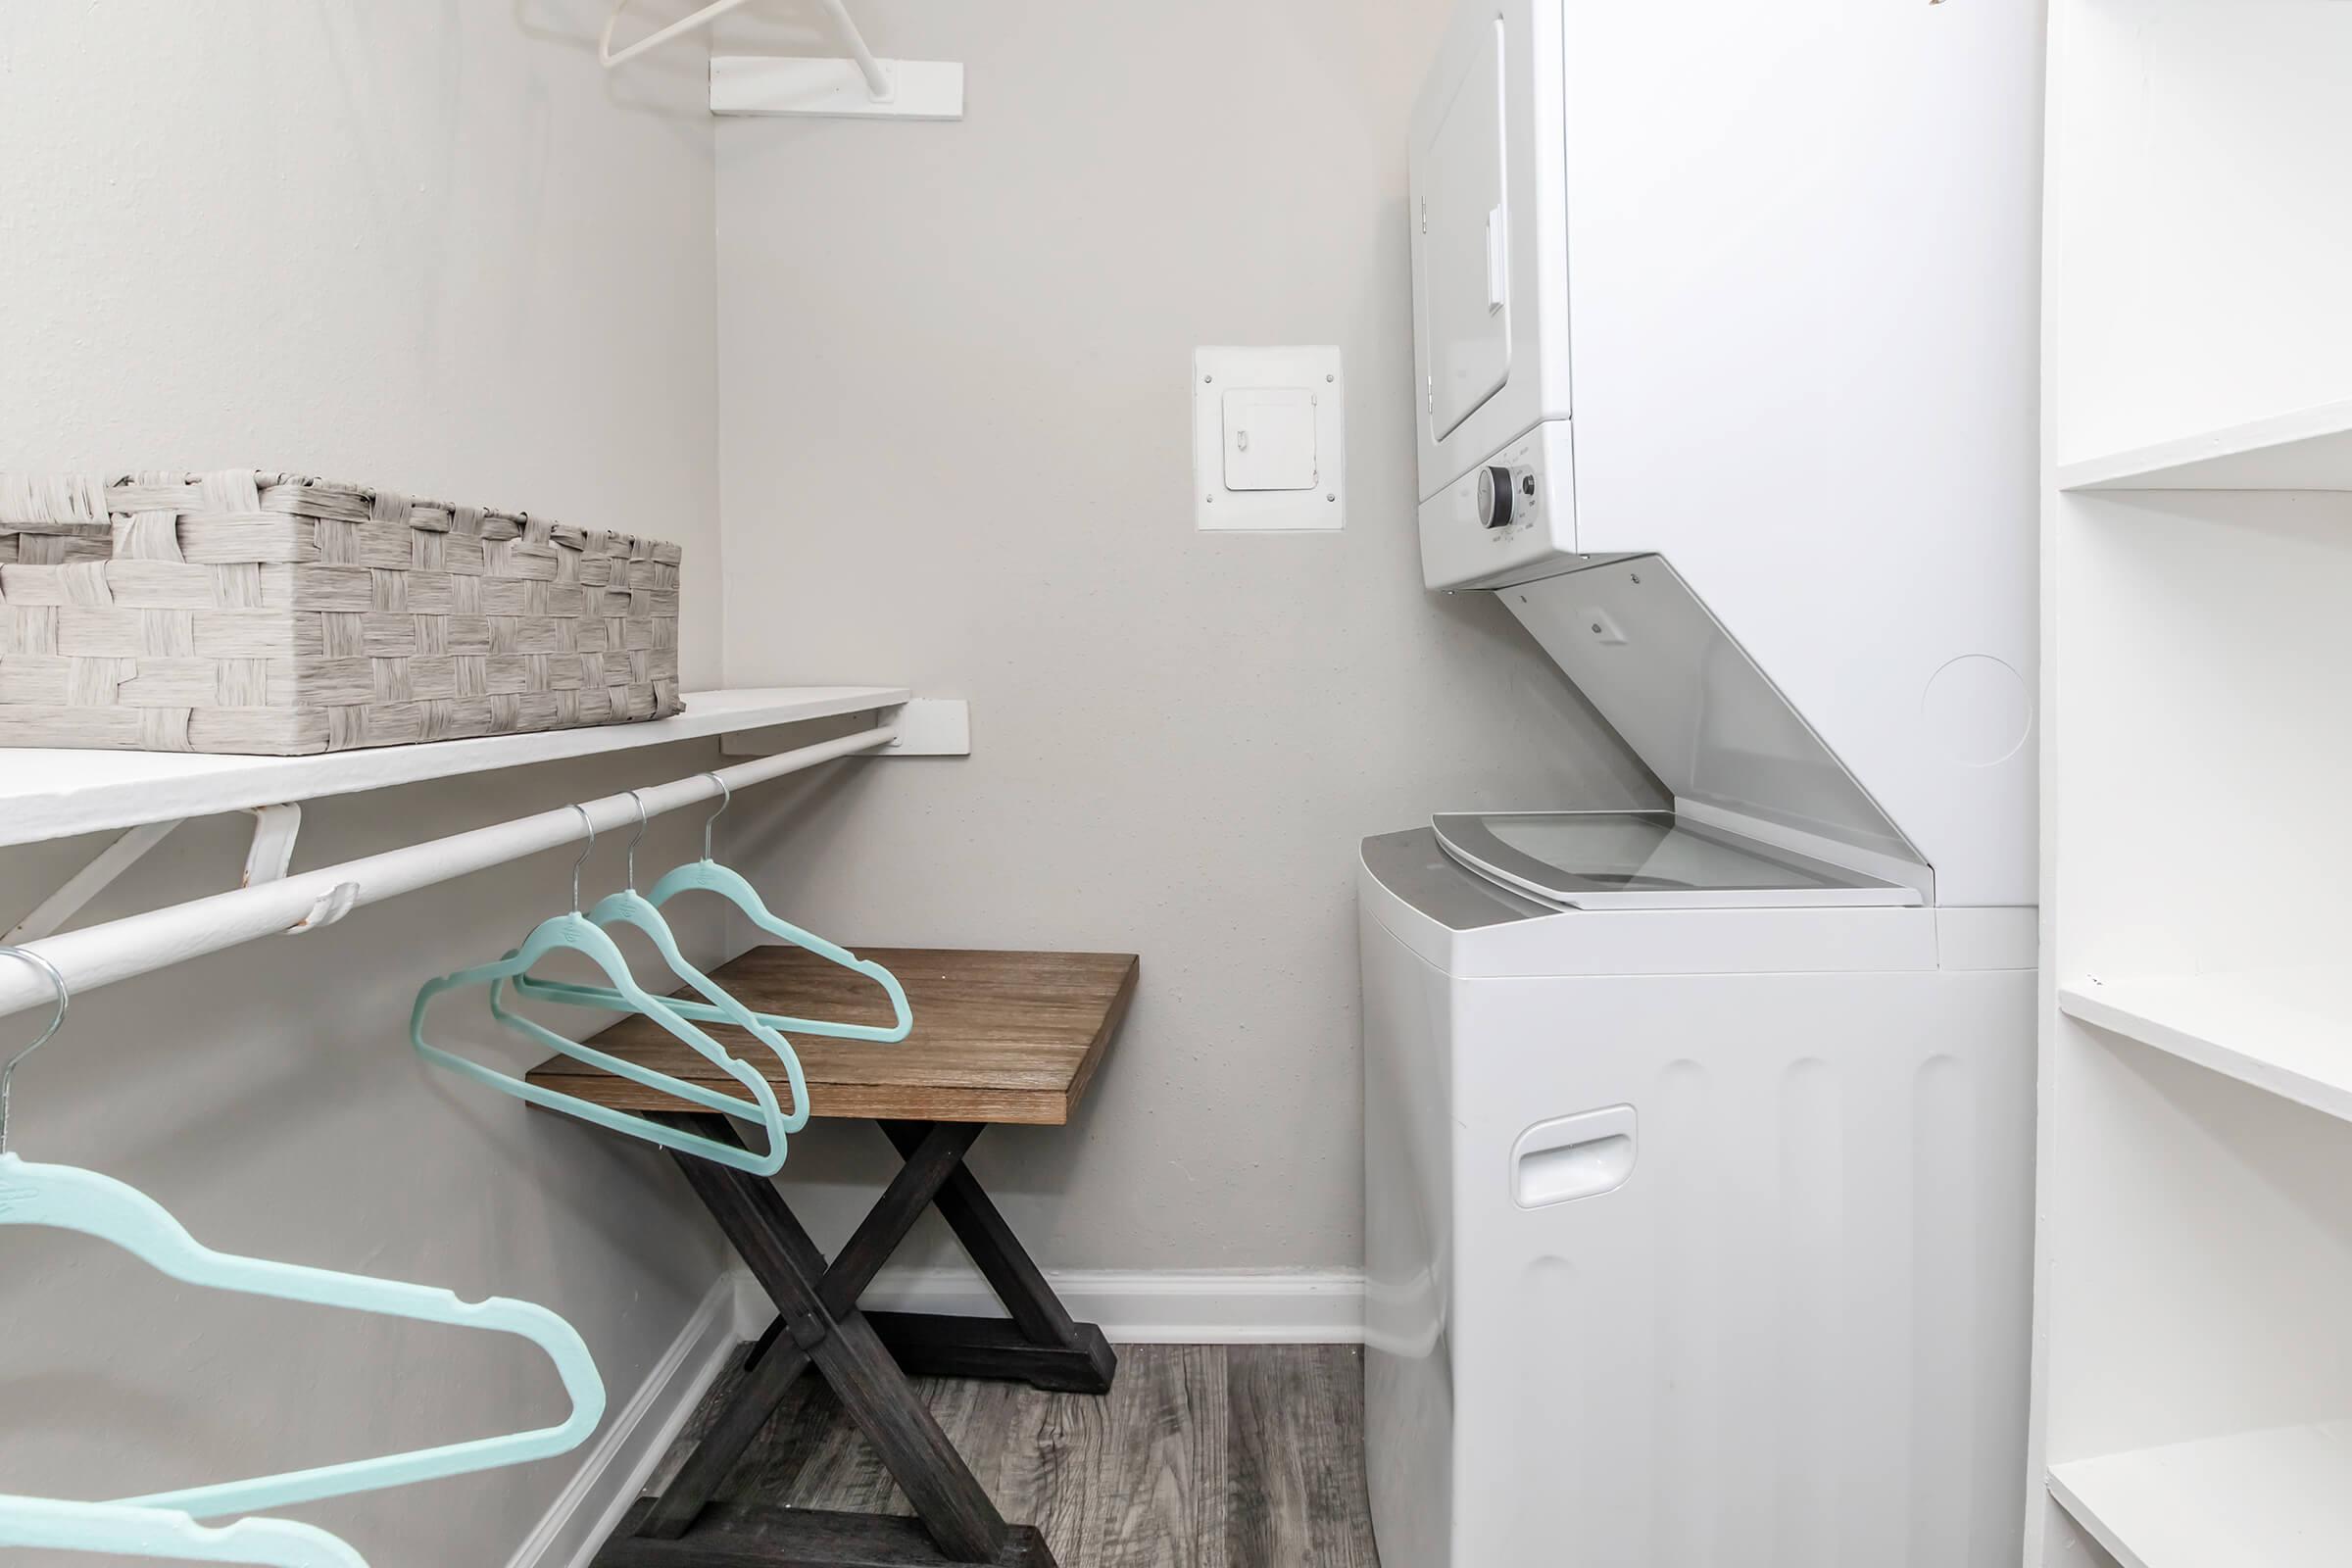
[0,5,1658,1556]
[711,0,1655,1273]
[0,5,731,1561]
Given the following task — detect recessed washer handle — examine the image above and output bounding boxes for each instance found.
[1512,1105,1638,1208]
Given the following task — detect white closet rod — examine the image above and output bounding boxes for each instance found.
[0,723,897,1023]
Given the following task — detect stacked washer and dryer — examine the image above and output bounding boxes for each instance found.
[1362,2,2043,1565]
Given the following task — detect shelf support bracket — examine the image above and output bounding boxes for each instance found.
[245,804,351,931]
[7,802,304,946]
[242,804,302,887]
[4,819,186,945]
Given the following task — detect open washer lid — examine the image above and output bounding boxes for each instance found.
[1432,809,1924,910]
[1494,555,1937,901]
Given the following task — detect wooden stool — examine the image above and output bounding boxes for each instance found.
[526,946,1139,1568]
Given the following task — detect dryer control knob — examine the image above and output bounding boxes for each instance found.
[1476,465,1515,529]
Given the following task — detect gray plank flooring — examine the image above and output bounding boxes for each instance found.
[644,1342,1380,1567]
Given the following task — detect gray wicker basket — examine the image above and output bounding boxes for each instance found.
[0,469,683,755]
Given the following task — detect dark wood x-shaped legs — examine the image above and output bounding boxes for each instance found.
[593,1115,1117,1568]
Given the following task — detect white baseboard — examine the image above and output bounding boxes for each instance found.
[842,1265,1366,1346]
[506,1272,745,1568]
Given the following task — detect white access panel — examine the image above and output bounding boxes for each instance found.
[1192,346,1346,531]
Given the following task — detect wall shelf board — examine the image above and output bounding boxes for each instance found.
[2060,401,2352,492]
[710,56,965,120]
[2050,1421,2352,1568]
[2058,968,2352,1125]
[0,686,913,848]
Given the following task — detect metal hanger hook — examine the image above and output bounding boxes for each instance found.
[702,773,732,861]
[623,790,650,890]
[0,946,71,1157]
[569,805,597,913]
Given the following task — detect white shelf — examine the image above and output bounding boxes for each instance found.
[2050,1422,2352,1568]
[2060,401,2352,493]
[2034,4,2352,1565]
[0,685,912,848]
[2058,968,2352,1125]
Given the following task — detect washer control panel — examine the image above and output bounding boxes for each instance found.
[1419,418,1577,589]
[1476,464,1539,529]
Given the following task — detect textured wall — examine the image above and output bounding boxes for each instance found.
[0,5,728,1560]
[710,0,1656,1274]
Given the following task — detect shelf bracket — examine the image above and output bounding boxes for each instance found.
[719,697,969,760]
[4,819,187,945]
[710,54,965,121]
[246,804,353,931]
[603,0,963,121]
[242,804,302,887]
[6,802,304,945]
[880,697,970,756]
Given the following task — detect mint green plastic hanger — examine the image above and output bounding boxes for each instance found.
[0,949,607,1529]
[410,808,795,1175]
[0,1496,367,1565]
[514,775,912,1044]
[502,793,809,1134]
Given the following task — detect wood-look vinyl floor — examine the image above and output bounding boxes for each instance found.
[643,1343,1381,1568]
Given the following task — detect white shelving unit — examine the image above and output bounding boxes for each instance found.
[2050,1423,2352,1568]
[2059,971,2352,1127]
[0,683,971,986]
[0,686,921,847]
[2058,400,2352,493]
[2030,3,2352,1565]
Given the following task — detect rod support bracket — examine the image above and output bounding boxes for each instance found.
[288,880,362,935]
[242,804,303,888]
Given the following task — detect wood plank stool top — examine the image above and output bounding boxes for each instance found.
[527,946,1139,1568]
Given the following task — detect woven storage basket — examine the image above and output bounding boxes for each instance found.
[0,469,683,755]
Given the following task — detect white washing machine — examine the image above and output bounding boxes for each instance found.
[1368,0,2044,1561]
[1360,821,2035,1568]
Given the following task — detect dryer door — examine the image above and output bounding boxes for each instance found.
[1411,11,1513,443]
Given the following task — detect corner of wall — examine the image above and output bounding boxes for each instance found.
[505,1272,746,1568]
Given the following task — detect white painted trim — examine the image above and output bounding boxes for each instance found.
[506,1274,744,1568]
[844,1265,1367,1346]
[729,1267,776,1340]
